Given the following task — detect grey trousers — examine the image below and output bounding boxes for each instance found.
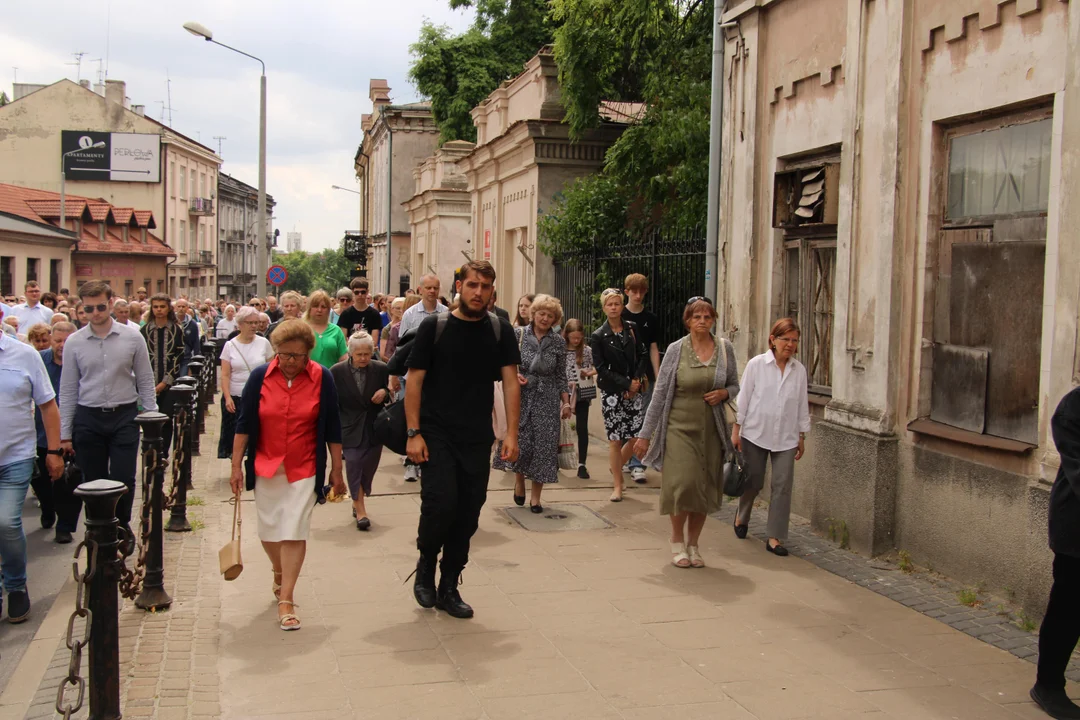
[735,438,797,541]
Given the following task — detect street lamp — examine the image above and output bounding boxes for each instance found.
[183,21,268,297]
[330,185,361,195]
[60,142,106,231]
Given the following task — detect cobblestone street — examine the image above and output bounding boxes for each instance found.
[2,416,1077,719]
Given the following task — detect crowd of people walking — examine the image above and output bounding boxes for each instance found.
[0,268,821,634]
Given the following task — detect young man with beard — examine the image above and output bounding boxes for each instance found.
[405,260,520,619]
[142,295,188,457]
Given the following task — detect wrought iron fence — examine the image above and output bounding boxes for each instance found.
[552,226,706,351]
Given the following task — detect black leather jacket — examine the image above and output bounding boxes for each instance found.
[589,320,649,395]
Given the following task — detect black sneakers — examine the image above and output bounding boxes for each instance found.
[7,589,30,624]
[1030,684,1080,719]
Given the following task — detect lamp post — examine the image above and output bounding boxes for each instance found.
[378,113,393,296]
[183,21,268,297]
[60,142,106,231]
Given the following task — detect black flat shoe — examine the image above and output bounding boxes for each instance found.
[765,542,789,557]
[513,494,525,507]
[733,522,748,540]
[7,589,30,624]
[1030,684,1080,719]
[530,504,543,514]
[356,517,371,531]
[55,530,73,545]
[577,465,590,480]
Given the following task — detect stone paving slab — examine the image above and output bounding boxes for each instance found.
[16,410,1080,719]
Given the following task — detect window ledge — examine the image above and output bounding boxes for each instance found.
[906,418,1036,454]
[808,393,831,407]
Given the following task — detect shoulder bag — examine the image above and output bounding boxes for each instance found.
[219,492,243,580]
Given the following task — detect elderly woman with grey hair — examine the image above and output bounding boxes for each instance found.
[633,297,739,569]
[330,331,391,530]
[218,305,275,458]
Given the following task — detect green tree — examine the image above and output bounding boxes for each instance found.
[0,92,9,107]
[274,244,352,296]
[541,0,713,254]
[409,0,555,143]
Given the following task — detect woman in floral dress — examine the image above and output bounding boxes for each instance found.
[494,294,572,513]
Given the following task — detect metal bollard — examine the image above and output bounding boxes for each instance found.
[191,354,208,436]
[74,479,128,720]
[133,412,172,611]
[165,383,196,533]
[202,339,219,400]
[186,360,204,456]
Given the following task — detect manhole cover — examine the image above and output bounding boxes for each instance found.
[503,503,613,532]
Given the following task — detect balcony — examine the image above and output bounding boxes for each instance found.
[189,197,215,216]
[226,230,246,243]
[189,250,214,266]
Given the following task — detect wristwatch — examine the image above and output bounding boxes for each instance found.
[407,428,422,438]
[45,449,64,457]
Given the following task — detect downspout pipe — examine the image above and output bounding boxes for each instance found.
[705,0,729,303]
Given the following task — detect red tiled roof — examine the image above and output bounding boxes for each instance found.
[0,183,175,257]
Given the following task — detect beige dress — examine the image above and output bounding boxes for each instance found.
[659,340,725,515]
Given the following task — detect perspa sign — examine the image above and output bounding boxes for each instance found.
[61,131,162,183]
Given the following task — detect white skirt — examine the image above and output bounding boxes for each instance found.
[254,470,317,542]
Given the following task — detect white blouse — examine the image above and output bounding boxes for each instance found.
[735,350,811,452]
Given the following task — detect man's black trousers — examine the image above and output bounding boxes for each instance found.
[416,434,491,574]
[66,404,141,532]
[1038,552,1080,690]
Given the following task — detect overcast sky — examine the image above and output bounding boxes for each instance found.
[2,0,474,252]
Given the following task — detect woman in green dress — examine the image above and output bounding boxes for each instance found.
[303,290,348,368]
[634,297,739,568]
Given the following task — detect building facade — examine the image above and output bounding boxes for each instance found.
[286,231,302,253]
[354,80,440,295]
[456,50,638,307]
[716,0,1075,614]
[0,183,174,297]
[403,140,475,291]
[0,78,220,297]
[217,173,276,302]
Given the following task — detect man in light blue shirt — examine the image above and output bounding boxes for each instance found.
[0,329,63,624]
[59,281,157,533]
[10,281,54,329]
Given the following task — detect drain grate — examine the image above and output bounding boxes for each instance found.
[503,503,613,532]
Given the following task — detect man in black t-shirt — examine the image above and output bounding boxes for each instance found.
[622,274,661,483]
[406,260,520,619]
[337,277,384,347]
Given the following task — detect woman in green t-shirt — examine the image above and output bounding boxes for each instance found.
[304,290,348,368]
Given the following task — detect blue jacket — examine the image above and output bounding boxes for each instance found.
[235,362,342,502]
[180,317,201,363]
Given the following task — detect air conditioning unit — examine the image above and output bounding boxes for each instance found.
[773,163,840,229]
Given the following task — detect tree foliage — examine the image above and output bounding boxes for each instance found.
[274,244,352,296]
[541,0,714,255]
[409,0,555,143]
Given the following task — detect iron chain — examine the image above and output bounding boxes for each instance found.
[117,446,158,600]
[55,539,97,720]
[164,407,188,511]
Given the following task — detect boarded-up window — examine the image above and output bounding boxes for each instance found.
[930,113,1050,445]
[947,118,1051,222]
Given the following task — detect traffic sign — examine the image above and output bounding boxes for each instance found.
[267,265,288,286]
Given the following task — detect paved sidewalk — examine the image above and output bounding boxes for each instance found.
[11,415,1079,719]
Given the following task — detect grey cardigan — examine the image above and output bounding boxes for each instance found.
[638,335,740,470]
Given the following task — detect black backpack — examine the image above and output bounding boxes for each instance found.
[374,313,503,455]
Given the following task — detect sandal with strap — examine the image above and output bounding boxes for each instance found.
[272,571,282,600]
[278,600,301,631]
[687,545,705,568]
[671,542,691,568]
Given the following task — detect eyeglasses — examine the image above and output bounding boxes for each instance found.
[276,352,308,362]
[774,337,799,344]
[686,296,713,306]
[87,303,109,313]
[241,320,259,326]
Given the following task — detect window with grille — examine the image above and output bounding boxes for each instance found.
[783,239,836,394]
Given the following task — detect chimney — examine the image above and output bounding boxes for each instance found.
[132,104,145,116]
[369,79,391,108]
[79,79,90,89]
[93,82,105,96]
[104,79,126,107]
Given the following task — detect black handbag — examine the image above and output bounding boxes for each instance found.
[722,448,749,498]
[373,400,408,456]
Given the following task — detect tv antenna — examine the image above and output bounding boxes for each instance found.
[163,71,174,126]
[67,52,89,83]
[213,136,227,157]
[92,58,104,86]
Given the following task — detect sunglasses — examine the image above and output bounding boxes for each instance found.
[357,290,368,295]
[686,296,713,306]
[87,303,109,313]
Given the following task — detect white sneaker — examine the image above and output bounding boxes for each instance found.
[631,467,647,484]
[621,462,631,474]
[404,464,419,482]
